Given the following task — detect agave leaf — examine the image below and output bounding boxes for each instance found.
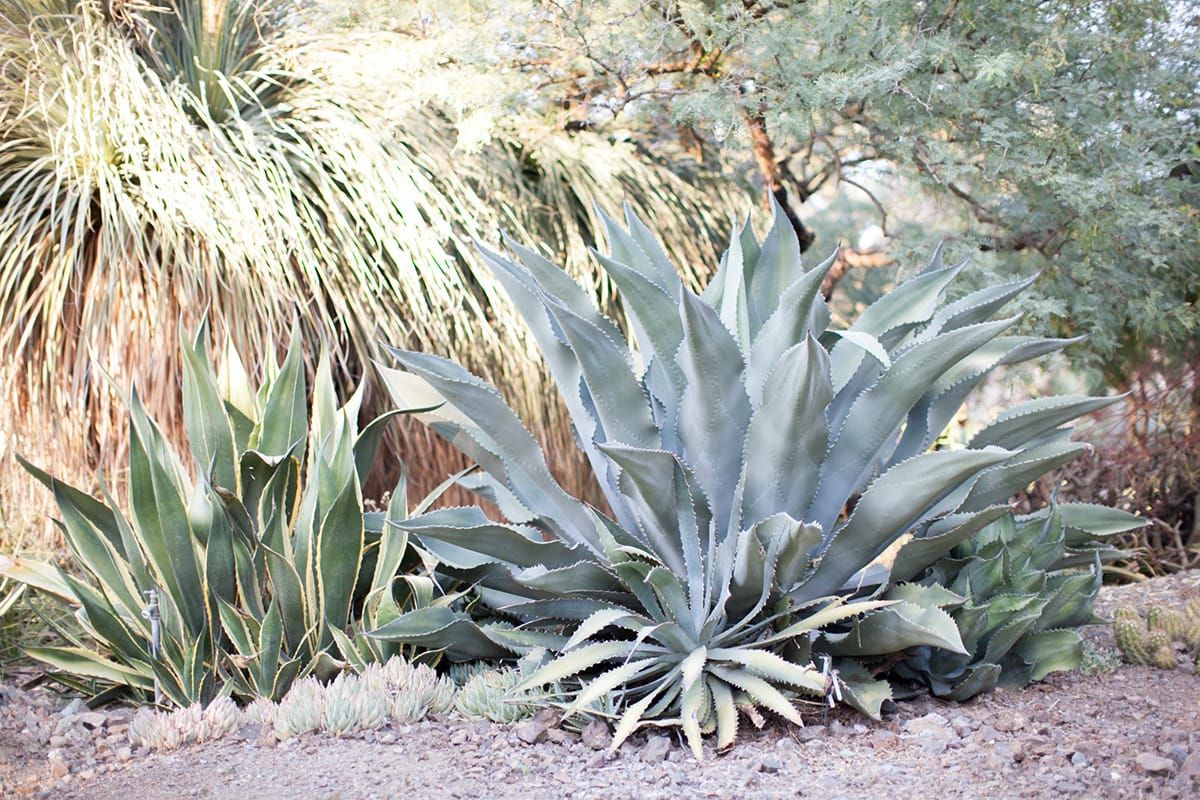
[835,659,893,719]
[707,665,804,725]
[822,601,967,657]
[922,274,1039,336]
[960,441,1089,511]
[254,324,307,462]
[369,475,411,595]
[379,354,599,551]
[368,607,514,660]
[676,290,751,538]
[516,640,643,691]
[708,648,827,693]
[127,388,207,636]
[398,507,583,570]
[180,323,238,493]
[565,607,651,651]
[597,444,704,580]
[570,658,665,711]
[24,646,155,691]
[943,663,1002,701]
[811,317,1016,528]
[708,676,738,750]
[1012,629,1083,682]
[889,506,1013,584]
[828,260,966,391]
[744,197,807,335]
[1052,503,1148,539]
[801,448,1011,599]
[888,335,1084,467]
[969,395,1122,450]
[740,336,832,524]
[746,253,836,397]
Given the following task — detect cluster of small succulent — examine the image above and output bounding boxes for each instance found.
[126,656,464,750]
[454,668,538,724]
[1113,600,1200,670]
[362,657,456,723]
[274,678,326,739]
[128,697,241,750]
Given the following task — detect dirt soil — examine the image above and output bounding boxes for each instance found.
[2,572,1198,800]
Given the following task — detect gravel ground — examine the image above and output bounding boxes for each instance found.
[2,572,1198,800]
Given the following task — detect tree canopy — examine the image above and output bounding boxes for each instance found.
[327,0,1199,381]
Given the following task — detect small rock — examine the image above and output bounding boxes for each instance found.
[515,720,549,745]
[871,730,897,747]
[1179,752,1200,780]
[1070,751,1089,768]
[976,724,1001,743]
[1010,741,1026,763]
[47,752,69,779]
[76,712,107,729]
[1165,744,1189,767]
[794,725,825,743]
[759,757,783,774]
[450,729,471,745]
[545,728,573,744]
[60,699,87,718]
[1135,752,1176,775]
[903,712,951,737]
[581,721,610,751]
[114,746,132,762]
[234,723,263,741]
[994,715,1027,733]
[48,735,68,748]
[920,737,948,755]
[640,735,671,763]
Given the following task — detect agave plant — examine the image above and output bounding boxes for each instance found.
[370,203,1112,756]
[0,323,447,704]
[888,502,1144,700]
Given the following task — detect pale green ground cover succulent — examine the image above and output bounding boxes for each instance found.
[371,203,1120,756]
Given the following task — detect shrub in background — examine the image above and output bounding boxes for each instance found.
[0,0,749,546]
[371,203,1116,756]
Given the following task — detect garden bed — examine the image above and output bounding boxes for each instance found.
[2,572,1197,800]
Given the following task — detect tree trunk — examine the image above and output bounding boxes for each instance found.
[743,110,814,252]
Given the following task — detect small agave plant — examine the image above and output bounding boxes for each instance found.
[0,322,454,705]
[372,203,1115,757]
[891,502,1144,699]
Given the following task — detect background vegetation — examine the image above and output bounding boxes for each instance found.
[1,0,1196,569]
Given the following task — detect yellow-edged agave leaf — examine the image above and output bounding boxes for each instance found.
[708,676,738,751]
[680,646,707,691]
[680,678,707,760]
[707,666,804,725]
[708,648,827,693]
[515,640,642,692]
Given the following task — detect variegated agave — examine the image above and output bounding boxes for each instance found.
[892,502,1144,699]
[372,204,1111,757]
[0,323,450,705]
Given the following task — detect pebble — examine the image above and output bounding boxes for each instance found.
[1135,752,1176,775]
[581,720,610,751]
[1070,751,1089,768]
[794,724,825,743]
[759,757,783,774]
[994,714,1027,733]
[639,735,671,763]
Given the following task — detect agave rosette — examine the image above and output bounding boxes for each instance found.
[372,203,1112,756]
